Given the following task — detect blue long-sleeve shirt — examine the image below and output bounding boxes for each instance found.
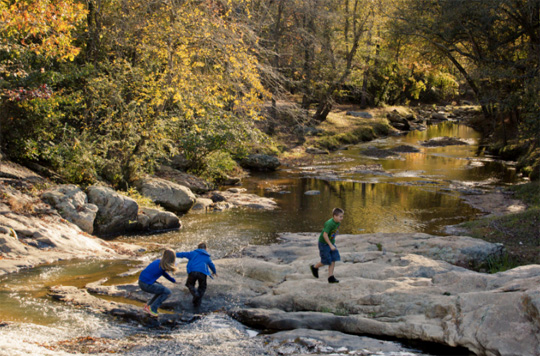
[176,249,216,277]
[139,259,176,284]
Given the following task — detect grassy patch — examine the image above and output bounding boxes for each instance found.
[461,206,540,266]
[459,182,540,267]
[510,181,540,206]
[485,253,520,273]
[309,109,393,150]
[119,187,161,209]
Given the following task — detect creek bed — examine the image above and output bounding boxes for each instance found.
[0,122,521,355]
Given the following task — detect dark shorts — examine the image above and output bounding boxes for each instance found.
[318,241,341,265]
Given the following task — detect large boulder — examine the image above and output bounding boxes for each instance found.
[430,112,448,122]
[135,177,196,214]
[191,197,214,211]
[206,188,278,210]
[87,186,139,236]
[386,110,411,131]
[155,165,214,194]
[240,154,280,171]
[136,207,181,232]
[42,185,98,234]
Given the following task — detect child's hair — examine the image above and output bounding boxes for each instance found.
[159,249,177,272]
[332,208,344,216]
[198,242,207,250]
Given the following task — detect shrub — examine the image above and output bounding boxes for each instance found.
[200,151,243,183]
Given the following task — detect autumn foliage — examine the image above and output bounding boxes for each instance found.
[0,0,538,185]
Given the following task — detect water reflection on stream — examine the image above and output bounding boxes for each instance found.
[0,122,520,355]
[122,122,516,255]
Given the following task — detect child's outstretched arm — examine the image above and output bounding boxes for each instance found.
[208,260,217,277]
[175,251,192,259]
[163,271,176,283]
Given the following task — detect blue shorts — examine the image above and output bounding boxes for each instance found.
[318,242,341,265]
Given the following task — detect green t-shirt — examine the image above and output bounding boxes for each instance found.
[319,218,340,244]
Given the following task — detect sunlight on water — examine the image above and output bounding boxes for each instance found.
[0,307,133,356]
[0,259,139,324]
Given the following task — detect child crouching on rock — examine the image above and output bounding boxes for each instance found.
[176,242,217,308]
[138,249,177,317]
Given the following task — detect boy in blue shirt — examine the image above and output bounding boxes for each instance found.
[176,242,217,308]
[310,208,344,283]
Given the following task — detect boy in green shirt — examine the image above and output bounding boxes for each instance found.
[310,208,344,283]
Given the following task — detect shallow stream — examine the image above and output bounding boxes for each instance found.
[0,122,520,355]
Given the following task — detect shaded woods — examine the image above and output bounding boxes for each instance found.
[1,0,538,188]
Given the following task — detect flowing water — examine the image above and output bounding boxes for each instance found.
[0,122,519,355]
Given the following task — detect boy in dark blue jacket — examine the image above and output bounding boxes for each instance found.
[176,242,217,308]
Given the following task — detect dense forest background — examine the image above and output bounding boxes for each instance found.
[1,0,538,188]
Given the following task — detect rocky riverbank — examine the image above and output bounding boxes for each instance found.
[0,160,278,276]
[48,232,539,356]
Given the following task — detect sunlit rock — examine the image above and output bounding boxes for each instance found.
[87,185,139,236]
[240,154,280,171]
[42,184,98,234]
[135,177,196,214]
[137,207,180,232]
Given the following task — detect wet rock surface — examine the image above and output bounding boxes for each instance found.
[360,147,401,159]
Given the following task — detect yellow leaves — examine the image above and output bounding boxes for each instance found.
[1,0,87,61]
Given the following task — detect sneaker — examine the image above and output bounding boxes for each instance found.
[143,304,158,317]
[328,275,339,284]
[310,265,319,279]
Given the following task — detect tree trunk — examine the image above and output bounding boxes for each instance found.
[313,0,370,122]
[435,43,492,122]
[301,9,315,110]
[86,0,102,63]
[360,32,373,108]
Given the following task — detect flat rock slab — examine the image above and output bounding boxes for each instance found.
[77,232,540,356]
[206,190,278,210]
[233,233,540,356]
[48,285,197,327]
[0,181,137,275]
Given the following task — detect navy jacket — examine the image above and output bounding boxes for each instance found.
[176,249,216,277]
[139,259,176,284]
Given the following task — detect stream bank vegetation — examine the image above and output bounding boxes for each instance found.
[1,0,537,187]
